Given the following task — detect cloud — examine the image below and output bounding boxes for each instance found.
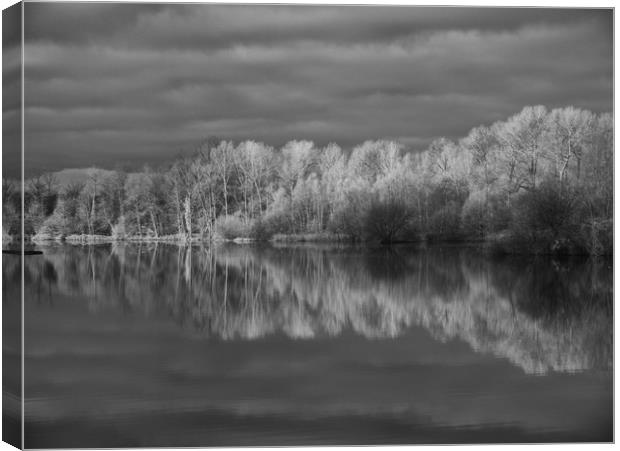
[3,2,22,179]
[16,4,613,177]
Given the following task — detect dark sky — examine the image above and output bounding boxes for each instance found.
[12,4,613,177]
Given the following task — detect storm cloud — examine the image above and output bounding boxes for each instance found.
[16,4,613,177]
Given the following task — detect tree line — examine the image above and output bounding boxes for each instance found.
[3,105,613,254]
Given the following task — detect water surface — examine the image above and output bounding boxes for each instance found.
[6,243,612,447]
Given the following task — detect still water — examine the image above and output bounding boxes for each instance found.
[4,243,613,447]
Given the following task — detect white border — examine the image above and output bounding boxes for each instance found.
[0,2,616,451]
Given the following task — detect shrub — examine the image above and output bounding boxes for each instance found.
[461,191,511,239]
[35,209,66,240]
[461,191,486,239]
[577,219,612,256]
[111,215,127,240]
[329,201,365,241]
[249,218,276,241]
[512,183,574,238]
[428,202,462,241]
[508,182,583,254]
[215,214,249,240]
[363,198,412,243]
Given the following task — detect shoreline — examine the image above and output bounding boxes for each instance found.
[4,233,609,257]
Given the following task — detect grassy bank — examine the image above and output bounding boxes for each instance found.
[31,233,205,244]
[270,232,349,243]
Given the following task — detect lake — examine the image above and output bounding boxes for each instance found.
[4,242,613,447]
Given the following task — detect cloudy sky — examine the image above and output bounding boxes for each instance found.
[10,4,614,177]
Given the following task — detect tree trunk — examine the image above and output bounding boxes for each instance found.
[136,206,141,237]
[223,179,228,217]
[254,180,263,215]
[150,209,158,237]
[175,187,183,235]
[184,195,192,241]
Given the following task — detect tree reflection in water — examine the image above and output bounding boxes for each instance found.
[15,243,612,375]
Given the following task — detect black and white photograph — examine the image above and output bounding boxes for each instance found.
[1,1,615,448]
